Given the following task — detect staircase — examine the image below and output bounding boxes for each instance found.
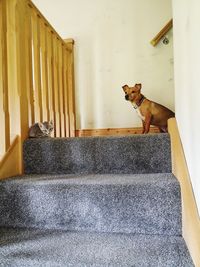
[0,134,194,266]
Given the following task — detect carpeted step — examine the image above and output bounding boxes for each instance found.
[23,134,172,174]
[0,228,194,267]
[0,173,181,235]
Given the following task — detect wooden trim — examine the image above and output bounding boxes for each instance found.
[168,118,200,267]
[151,19,173,46]
[0,135,22,180]
[76,127,159,137]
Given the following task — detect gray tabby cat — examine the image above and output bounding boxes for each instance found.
[29,121,54,138]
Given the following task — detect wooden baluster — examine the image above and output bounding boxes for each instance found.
[31,10,42,123]
[65,39,75,137]
[51,32,56,137]
[40,19,48,122]
[27,5,35,126]
[15,0,30,142]
[46,29,55,135]
[0,0,6,157]
[44,24,50,122]
[58,41,65,137]
[62,46,70,137]
[52,35,60,137]
[1,0,10,150]
[56,39,61,136]
[6,0,21,144]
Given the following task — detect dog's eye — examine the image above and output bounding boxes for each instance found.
[132,91,135,94]
[125,92,127,94]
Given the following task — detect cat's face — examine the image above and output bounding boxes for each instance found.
[29,120,54,138]
[38,120,54,137]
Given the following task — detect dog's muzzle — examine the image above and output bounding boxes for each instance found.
[125,95,129,100]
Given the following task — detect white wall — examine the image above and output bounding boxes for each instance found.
[172,0,200,215]
[33,0,174,129]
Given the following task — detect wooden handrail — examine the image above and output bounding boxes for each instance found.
[27,0,68,50]
[168,118,200,267]
[0,135,22,179]
[150,19,173,46]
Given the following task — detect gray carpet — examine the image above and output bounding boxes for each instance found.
[0,134,194,266]
[0,173,181,235]
[0,228,194,267]
[23,134,172,174]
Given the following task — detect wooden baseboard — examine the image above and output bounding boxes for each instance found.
[75,127,159,137]
[0,135,22,180]
[168,118,200,267]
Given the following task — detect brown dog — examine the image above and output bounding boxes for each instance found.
[122,83,175,133]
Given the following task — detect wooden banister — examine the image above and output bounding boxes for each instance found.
[0,0,76,179]
[0,136,22,180]
[150,19,173,46]
[168,118,200,267]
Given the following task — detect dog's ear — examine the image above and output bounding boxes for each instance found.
[122,84,128,91]
[135,83,142,91]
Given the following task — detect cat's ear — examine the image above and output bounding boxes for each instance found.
[49,120,53,125]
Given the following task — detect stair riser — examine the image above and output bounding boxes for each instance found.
[23,134,172,174]
[0,182,181,235]
[0,229,194,267]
